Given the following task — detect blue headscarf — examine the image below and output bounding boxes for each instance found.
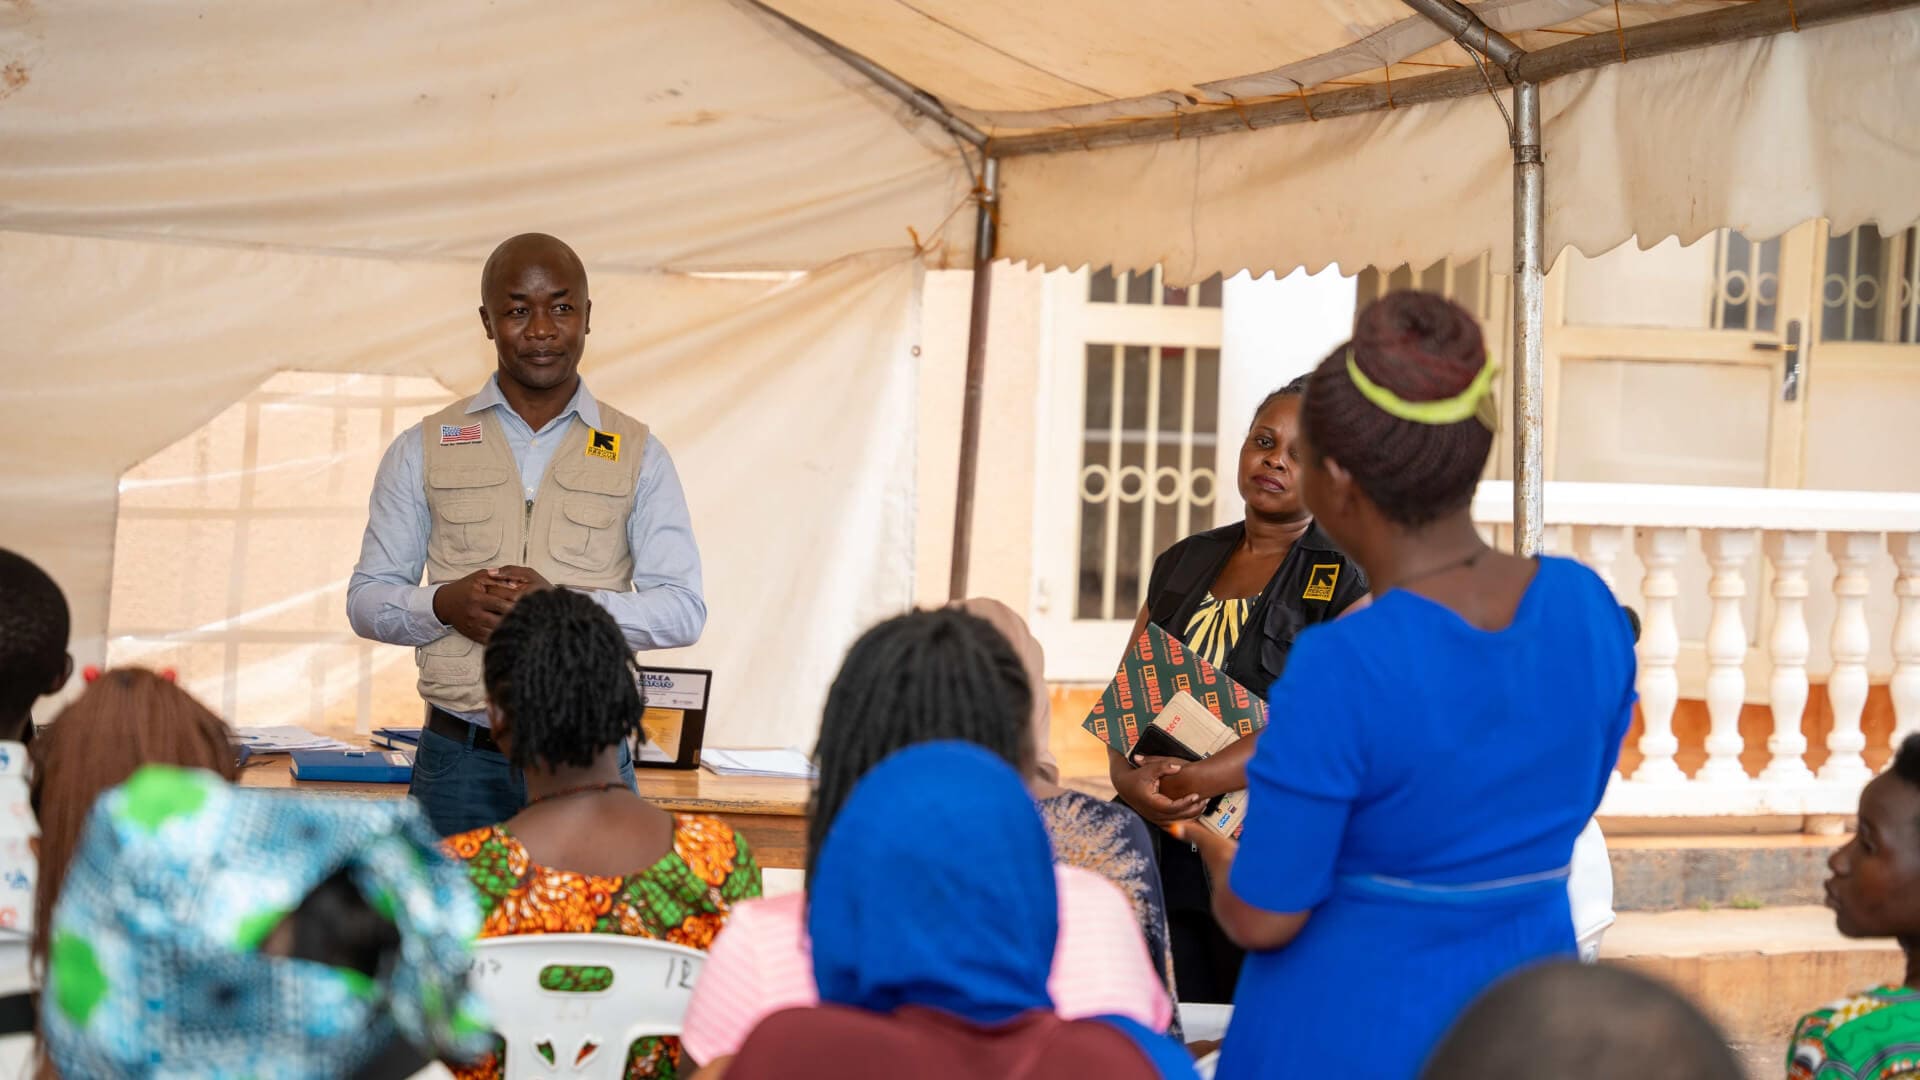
[807,741,1058,1024]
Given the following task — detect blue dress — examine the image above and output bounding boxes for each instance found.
[1216,557,1636,1080]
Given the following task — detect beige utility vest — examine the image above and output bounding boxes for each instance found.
[415,398,648,714]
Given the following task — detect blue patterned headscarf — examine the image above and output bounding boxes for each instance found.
[43,765,491,1077]
[807,741,1059,1024]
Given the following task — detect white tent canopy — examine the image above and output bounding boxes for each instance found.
[3,0,1918,744]
[6,0,1918,277]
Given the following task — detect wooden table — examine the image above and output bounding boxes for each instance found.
[238,757,812,869]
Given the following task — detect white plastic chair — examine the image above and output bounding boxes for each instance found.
[1177,1002,1234,1045]
[467,934,706,1079]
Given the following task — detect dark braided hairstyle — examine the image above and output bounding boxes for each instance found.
[1250,373,1311,426]
[1301,291,1493,527]
[482,588,642,771]
[0,548,69,734]
[806,608,1032,884]
[1891,734,1920,794]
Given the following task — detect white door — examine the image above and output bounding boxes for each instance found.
[1028,267,1356,681]
[1548,225,1820,488]
[1030,267,1228,681]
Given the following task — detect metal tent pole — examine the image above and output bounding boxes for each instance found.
[949,156,999,600]
[1510,82,1546,556]
[1397,0,1543,556]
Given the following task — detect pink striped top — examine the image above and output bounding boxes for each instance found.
[680,865,1173,1065]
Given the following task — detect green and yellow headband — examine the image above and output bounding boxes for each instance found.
[1346,349,1499,430]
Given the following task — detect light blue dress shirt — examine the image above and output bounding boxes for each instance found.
[347,375,706,726]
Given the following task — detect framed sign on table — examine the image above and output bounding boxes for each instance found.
[634,667,713,771]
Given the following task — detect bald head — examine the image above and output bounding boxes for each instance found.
[477,234,592,395]
[1422,963,1741,1080]
[481,233,587,303]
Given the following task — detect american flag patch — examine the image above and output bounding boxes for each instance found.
[439,423,483,446]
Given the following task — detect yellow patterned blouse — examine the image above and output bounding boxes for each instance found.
[1184,592,1256,669]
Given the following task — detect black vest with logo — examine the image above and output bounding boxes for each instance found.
[1143,520,1368,698]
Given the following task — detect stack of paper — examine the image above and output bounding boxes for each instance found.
[234,726,352,756]
[700,748,816,780]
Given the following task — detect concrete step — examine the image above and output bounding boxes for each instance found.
[1602,906,1901,1077]
[1607,833,1840,912]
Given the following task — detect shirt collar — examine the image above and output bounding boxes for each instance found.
[1294,519,1344,555]
[467,373,603,431]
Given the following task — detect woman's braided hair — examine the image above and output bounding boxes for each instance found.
[1302,291,1493,527]
[482,588,642,770]
[1249,372,1310,426]
[806,608,1032,884]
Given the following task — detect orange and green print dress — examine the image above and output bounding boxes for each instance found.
[445,815,762,1078]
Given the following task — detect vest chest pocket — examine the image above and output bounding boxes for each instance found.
[549,494,623,573]
[427,465,509,567]
[415,632,481,704]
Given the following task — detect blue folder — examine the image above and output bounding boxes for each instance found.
[370,727,422,750]
[290,748,414,784]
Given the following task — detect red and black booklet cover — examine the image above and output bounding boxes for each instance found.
[1081,622,1267,757]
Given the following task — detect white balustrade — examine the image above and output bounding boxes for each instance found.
[1573,526,1627,592]
[1472,481,1920,818]
[1576,526,1630,785]
[1893,533,1920,749]
[1822,533,1877,785]
[1633,528,1687,785]
[1759,531,1815,784]
[1699,529,1756,786]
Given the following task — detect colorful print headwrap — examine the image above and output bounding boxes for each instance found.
[43,765,491,1077]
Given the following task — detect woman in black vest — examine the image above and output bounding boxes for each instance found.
[1109,374,1369,1004]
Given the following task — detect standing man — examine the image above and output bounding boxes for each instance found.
[348,233,705,836]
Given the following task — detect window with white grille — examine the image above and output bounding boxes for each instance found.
[1821,225,1920,344]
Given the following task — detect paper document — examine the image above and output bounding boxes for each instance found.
[700,748,816,780]
[234,726,351,755]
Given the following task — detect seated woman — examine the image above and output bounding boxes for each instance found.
[1179,292,1637,1079]
[443,588,761,1080]
[42,764,490,1078]
[1790,733,1920,1079]
[715,742,1196,1080]
[32,667,240,981]
[957,597,1178,1009]
[680,608,1173,1069]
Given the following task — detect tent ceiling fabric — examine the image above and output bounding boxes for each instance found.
[993,10,1920,283]
[757,0,1719,132]
[0,0,976,272]
[2,0,1915,280]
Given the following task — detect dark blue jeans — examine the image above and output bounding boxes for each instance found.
[408,712,638,838]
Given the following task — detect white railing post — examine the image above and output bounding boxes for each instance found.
[1760,531,1816,785]
[1821,532,1878,784]
[1573,525,1628,592]
[1700,530,1757,785]
[1892,532,1920,750]
[1577,524,1631,784]
[1473,481,1920,817]
[1633,527,1687,784]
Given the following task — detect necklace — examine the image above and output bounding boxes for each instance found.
[526,780,628,807]
[1392,546,1489,591]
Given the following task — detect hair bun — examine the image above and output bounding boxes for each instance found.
[1352,291,1485,401]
